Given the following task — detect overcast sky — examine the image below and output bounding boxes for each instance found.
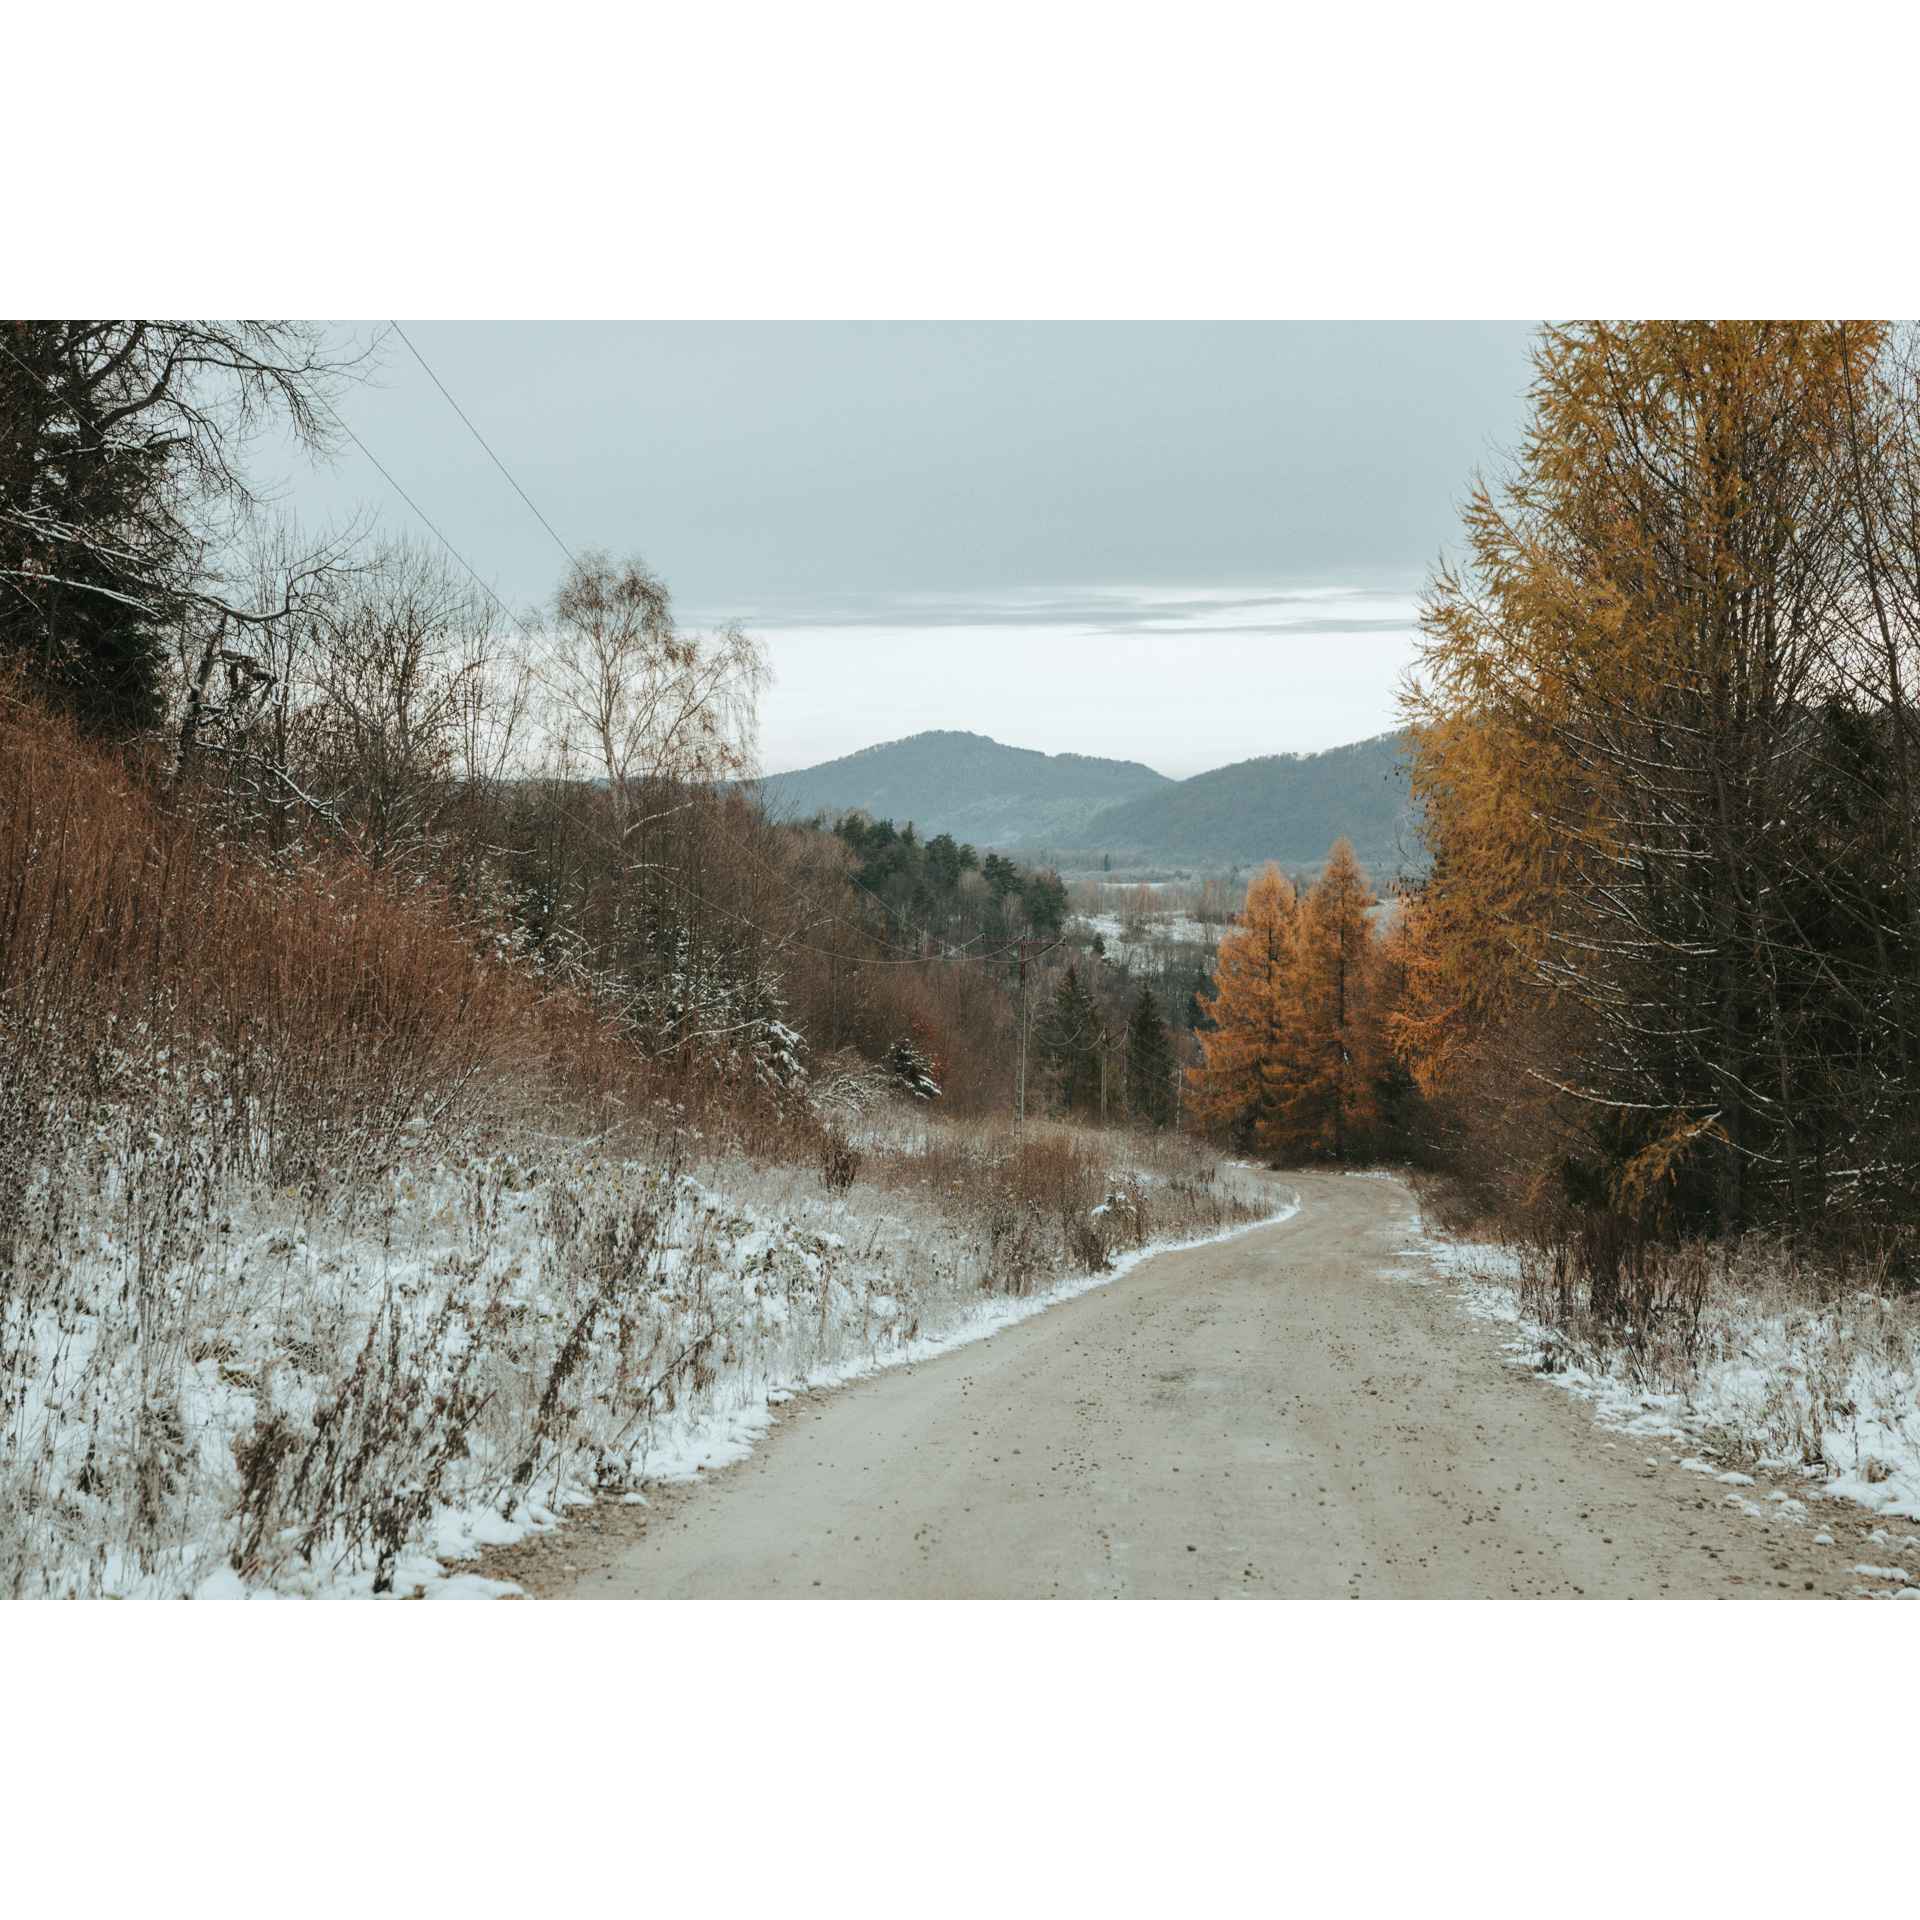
[271,323,1539,776]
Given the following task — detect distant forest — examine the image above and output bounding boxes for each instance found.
[822,809,1217,1116]
[1064,733,1414,874]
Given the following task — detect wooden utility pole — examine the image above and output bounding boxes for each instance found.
[1015,939,1030,1131]
[1011,935,1065,1131]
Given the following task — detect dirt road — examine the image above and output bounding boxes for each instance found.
[523,1171,1867,1599]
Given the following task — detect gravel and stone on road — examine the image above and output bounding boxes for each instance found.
[480,1171,1881,1599]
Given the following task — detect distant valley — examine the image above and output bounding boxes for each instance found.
[756,729,1422,878]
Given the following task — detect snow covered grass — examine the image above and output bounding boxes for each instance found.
[1075,910,1205,948]
[1,1108,1282,1598]
[1398,1198,1920,1544]
[1070,911,1216,972]
[1076,909,1214,946]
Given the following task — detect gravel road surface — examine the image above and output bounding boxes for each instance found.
[513,1171,1868,1599]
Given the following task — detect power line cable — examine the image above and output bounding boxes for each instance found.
[389,322,580,571]
[313,392,546,645]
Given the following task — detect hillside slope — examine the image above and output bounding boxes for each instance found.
[756,731,1173,847]
[1072,733,1418,874]
[760,728,1422,875]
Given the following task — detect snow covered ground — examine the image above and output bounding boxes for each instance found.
[1,1114,1284,1600]
[1393,1215,1920,1600]
[1072,911,1217,969]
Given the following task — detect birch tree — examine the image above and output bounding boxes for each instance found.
[546,551,767,824]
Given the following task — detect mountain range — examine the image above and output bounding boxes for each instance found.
[757,729,1421,875]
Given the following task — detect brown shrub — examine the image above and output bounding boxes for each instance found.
[853,1116,1240,1292]
[0,677,552,1209]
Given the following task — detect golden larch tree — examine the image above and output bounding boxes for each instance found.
[1186,862,1298,1147]
[1267,836,1381,1161]
[1403,321,1882,1231]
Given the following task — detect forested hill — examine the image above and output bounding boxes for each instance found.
[1077,733,1419,874]
[756,731,1173,849]
[761,728,1419,873]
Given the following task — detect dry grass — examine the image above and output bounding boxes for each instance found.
[1515,1224,1714,1390]
[856,1116,1243,1290]
[0,683,555,1208]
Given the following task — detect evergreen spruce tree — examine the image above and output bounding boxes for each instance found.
[1024,868,1068,934]
[1037,964,1104,1110]
[980,852,1022,897]
[1125,984,1174,1127]
[882,1034,942,1101]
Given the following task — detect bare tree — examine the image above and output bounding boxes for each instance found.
[301,539,529,873]
[544,552,768,826]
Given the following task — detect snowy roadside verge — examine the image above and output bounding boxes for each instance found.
[1387,1214,1920,1600]
[3,1114,1285,1599]
[426,1187,1303,1601]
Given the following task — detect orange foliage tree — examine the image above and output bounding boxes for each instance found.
[1398,321,1899,1232]
[1185,862,1298,1149]
[1189,843,1394,1163]
[1271,838,1381,1160]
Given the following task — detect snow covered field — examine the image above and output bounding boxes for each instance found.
[1071,911,1216,971]
[1394,1217,1920,1599]
[0,1112,1281,1599]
